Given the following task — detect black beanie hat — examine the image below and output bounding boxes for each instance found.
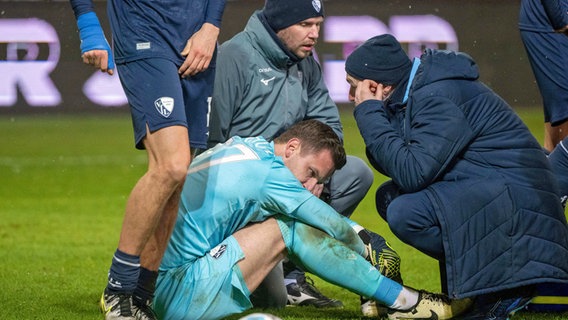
[345,34,412,86]
[262,0,325,31]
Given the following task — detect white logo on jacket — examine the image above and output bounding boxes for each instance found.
[154,97,174,118]
[260,77,275,86]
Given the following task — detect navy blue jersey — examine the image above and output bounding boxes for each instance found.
[107,0,225,64]
[70,0,225,64]
[70,0,94,18]
[519,0,568,32]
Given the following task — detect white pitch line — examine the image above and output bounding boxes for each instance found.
[0,155,147,168]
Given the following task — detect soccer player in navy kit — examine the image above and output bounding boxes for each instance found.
[69,0,226,319]
[519,0,568,152]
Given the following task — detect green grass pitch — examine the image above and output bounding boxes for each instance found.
[0,108,566,319]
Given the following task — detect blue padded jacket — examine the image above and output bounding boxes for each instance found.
[355,49,568,299]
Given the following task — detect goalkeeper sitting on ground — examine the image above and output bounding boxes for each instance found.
[154,120,471,320]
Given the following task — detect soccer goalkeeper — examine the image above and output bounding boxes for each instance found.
[154,120,471,319]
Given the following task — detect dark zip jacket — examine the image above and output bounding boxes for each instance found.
[209,11,342,146]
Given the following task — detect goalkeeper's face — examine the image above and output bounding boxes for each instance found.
[283,139,335,187]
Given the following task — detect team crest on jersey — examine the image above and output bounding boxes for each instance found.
[312,0,322,12]
[210,244,227,259]
[154,97,174,118]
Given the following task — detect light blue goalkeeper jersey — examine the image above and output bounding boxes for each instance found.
[160,136,362,270]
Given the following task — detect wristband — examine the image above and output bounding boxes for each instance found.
[77,12,115,70]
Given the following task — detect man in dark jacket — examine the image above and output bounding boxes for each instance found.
[345,34,568,320]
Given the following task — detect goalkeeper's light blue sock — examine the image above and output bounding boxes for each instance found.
[275,217,402,306]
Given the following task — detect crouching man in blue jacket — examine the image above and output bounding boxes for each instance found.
[345,34,568,320]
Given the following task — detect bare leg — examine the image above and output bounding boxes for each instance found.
[118,125,190,259]
[139,184,183,271]
[233,219,287,293]
[133,184,184,305]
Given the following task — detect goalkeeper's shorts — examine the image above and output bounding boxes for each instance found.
[154,235,252,320]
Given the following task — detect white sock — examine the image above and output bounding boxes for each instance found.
[390,286,419,310]
[283,278,297,286]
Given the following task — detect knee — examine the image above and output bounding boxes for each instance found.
[151,157,190,186]
[331,156,374,200]
[346,156,374,191]
[167,162,190,185]
[375,180,402,222]
[384,198,412,240]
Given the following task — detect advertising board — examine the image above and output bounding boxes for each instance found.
[0,0,537,113]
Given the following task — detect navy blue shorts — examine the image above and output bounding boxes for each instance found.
[117,57,215,149]
[521,31,568,125]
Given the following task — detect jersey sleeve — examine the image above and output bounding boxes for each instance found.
[69,0,94,19]
[261,159,314,213]
[541,0,568,30]
[205,0,227,28]
[262,159,365,254]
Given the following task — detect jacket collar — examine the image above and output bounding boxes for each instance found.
[385,77,409,112]
[247,11,302,69]
[385,58,421,111]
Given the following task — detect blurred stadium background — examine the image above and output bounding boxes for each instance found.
[0,1,556,319]
[0,0,542,114]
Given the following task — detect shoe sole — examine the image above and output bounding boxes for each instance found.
[100,293,111,316]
